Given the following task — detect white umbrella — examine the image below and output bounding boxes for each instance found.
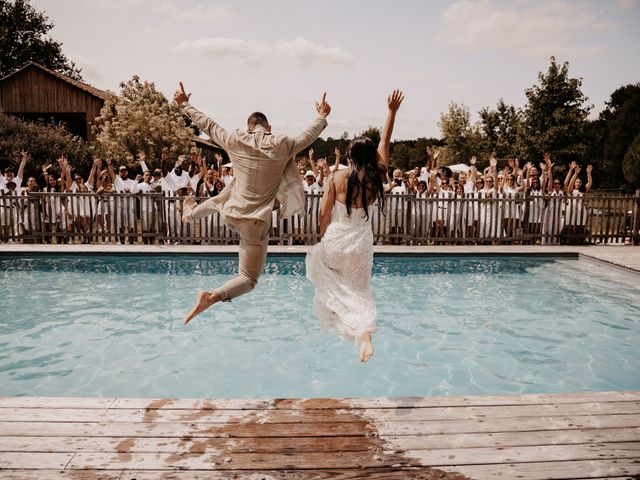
[446,163,470,173]
[329,163,349,172]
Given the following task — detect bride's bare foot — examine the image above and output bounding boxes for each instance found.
[359,332,374,363]
[183,290,220,325]
[181,195,196,223]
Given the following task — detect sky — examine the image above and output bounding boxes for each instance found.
[31,0,640,141]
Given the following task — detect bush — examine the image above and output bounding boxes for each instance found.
[622,133,640,187]
[0,113,91,180]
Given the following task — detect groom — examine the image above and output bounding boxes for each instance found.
[174,82,331,324]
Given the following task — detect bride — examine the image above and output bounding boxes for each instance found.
[306,90,404,363]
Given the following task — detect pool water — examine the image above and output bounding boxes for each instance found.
[0,255,638,398]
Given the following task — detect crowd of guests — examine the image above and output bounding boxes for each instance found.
[0,148,234,243]
[296,146,595,243]
[0,146,596,244]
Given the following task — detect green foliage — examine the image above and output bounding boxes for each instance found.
[0,112,91,179]
[622,134,640,187]
[390,138,443,172]
[438,102,486,164]
[93,76,194,167]
[0,0,82,79]
[593,83,640,188]
[521,57,591,167]
[302,134,441,173]
[478,99,523,159]
[360,126,381,147]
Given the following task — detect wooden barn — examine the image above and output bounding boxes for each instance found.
[0,62,107,140]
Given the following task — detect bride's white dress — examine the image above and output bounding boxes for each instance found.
[306,200,376,344]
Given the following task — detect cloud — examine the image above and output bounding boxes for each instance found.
[435,0,614,59]
[95,0,232,23]
[176,38,268,65]
[273,38,354,67]
[176,37,354,67]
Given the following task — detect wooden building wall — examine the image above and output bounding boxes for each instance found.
[0,66,105,139]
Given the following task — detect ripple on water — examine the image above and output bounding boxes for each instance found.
[0,255,638,398]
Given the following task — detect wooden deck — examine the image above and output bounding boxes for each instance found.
[0,392,639,479]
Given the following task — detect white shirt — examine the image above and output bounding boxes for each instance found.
[461,181,474,194]
[70,181,92,193]
[222,174,233,186]
[169,169,191,190]
[136,181,152,193]
[303,181,321,194]
[0,175,22,193]
[390,183,407,194]
[161,175,178,193]
[114,177,138,193]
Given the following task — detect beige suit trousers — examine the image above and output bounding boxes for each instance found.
[214,217,271,301]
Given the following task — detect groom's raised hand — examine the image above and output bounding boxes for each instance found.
[315,92,331,117]
[174,82,192,106]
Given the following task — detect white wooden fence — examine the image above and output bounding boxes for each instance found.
[0,191,638,245]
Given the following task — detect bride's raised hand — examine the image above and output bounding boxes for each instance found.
[388,90,404,113]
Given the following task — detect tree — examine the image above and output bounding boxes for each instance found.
[521,57,591,167]
[390,143,410,171]
[93,76,194,166]
[438,102,485,164]
[622,134,640,187]
[593,83,640,188]
[0,0,82,79]
[0,112,90,179]
[360,126,381,147]
[479,99,522,159]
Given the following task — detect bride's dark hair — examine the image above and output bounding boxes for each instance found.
[345,136,385,220]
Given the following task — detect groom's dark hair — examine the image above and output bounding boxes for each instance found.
[247,112,269,130]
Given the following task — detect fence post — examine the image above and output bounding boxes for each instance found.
[633,190,640,245]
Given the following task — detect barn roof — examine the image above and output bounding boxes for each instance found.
[0,62,108,100]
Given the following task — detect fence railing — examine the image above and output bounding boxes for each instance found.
[1,191,638,245]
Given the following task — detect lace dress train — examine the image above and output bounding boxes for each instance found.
[306,201,376,344]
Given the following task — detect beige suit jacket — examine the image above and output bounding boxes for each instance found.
[182,103,327,223]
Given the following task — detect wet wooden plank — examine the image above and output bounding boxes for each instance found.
[3,428,639,454]
[385,427,640,450]
[2,401,636,424]
[57,443,639,470]
[443,459,640,480]
[401,442,640,466]
[0,435,376,454]
[3,391,637,411]
[0,452,74,469]
[108,391,640,410]
[0,421,371,438]
[3,416,638,438]
[0,397,115,409]
[0,473,122,480]
[0,468,469,480]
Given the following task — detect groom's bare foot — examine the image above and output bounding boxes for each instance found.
[183,290,220,325]
[359,332,374,363]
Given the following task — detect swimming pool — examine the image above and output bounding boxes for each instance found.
[1,254,638,398]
